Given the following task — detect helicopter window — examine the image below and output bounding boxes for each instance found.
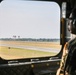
[0,0,61,59]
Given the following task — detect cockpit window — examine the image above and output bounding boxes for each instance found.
[0,0,61,59]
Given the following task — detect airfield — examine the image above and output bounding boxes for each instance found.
[0,40,61,60]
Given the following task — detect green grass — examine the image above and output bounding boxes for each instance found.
[0,46,56,60]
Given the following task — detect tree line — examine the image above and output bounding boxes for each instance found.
[0,38,60,42]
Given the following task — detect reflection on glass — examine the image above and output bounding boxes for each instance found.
[0,0,61,59]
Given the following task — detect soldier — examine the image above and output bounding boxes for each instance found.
[56,8,76,75]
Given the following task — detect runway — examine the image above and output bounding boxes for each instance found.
[0,43,60,53]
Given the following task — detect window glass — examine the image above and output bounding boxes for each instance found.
[0,0,61,59]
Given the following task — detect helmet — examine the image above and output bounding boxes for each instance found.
[68,9,76,34]
[71,8,76,28]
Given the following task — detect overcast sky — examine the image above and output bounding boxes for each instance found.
[0,0,60,39]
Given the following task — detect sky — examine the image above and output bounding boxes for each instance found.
[0,0,60,39]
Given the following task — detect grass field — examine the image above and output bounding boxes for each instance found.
[0,40,61,49]
[0,46,56,60]
[0,41,61,60]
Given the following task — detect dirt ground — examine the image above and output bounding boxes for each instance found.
[0,41,61,60]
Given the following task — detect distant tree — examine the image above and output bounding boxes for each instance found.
[18,36,20,39]
[13,35,16,39]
